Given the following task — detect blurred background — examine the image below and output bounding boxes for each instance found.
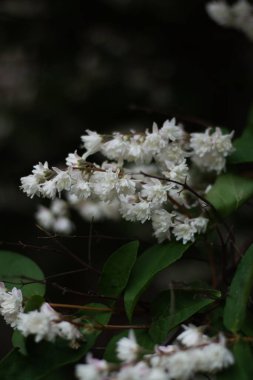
[0,0,253,358]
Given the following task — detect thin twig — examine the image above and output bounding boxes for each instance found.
[36,225,101,275]
[50,303,112,312]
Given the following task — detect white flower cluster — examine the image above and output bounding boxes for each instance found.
[0,283,82,347]
[206,0,253,40]
[75,325,234,380]
[20,119,234,244]
[35,198,74,234]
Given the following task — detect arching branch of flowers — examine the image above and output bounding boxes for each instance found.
[140,171,237,284]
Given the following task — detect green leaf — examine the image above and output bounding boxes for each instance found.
[0,251,45,297]
[217,341,253,380]
[104,330,155,363]
[99,241,139,298]
[229,106,253,164]
[0,304,112,380]
[0,341,88,380]
[206,174,253,217]
[12,331,27,356]
[124,242,191,320]
[224,243,253,333]
[25,295,44,312]
[149,288,220,343]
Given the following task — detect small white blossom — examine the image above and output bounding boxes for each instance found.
[90,170,118,201]
[35,205,55,229]
[66,151,83,168]
[20,174,42,198]
[190,217,209,234]
[76,356,108,380]
[125,136,147,163]
[143,122,167,155]
[54,216,74,234]
[151,209,174,242]
[196,336,234,373]
[141,178,170,204]
[159,118,185,141]
[177,325,210,347]
[116,330,140,363]
[76,199,120,221]
[75,364,102,380]
[32,162,51,177]
[55,321,82,341]
[0,287,23,327]
[172,218,197,244]
[163,350,195,380]
[53,167,72,193]
[70,171,91,200]
[41,179,57,199]
[17,310,52,342]
[81,130,103,158]
[116,176,136,196]
[50,198,68,215]
[119,196,152,224]
[101,133,128,161]
[117,362,149,380]
[163,159,189,183]
[206,1,233,26]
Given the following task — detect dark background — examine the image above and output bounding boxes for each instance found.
[0,0,253,359]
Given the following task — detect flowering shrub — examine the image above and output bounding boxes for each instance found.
[1,2,253,378]
[0,106,253,379]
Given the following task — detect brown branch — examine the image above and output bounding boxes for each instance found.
[50,303,112,312]
[36,225,101,275]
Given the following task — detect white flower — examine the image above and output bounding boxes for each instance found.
[66,151,83,167]
[119,196,152,224]
[146,368,167,380]
[177,325,210,347]
[151,209,174,243]
[75,364,102,380]
[164,350,195,380]
[196,336,234,372]
[116,330,140,363]
[190,128,234,173]
[116,176,136,196]
[70,171,91,200]
[51,198,68,216]
[190,217,208,234]
[32,161,51,178]
[172,218,197,244]
[75,356,108,380]
[17,310,52,342]
[20,174,42,198]
[81,130,103,158]
[141,179,169,204]
[206,1,233,26]
[232,0,252,28]
[156,143,188,168]
[159,118,185,141]
[163,159,189,183]
[90,170,118,201]
[126,137,147,163]
[55,321,82,341]
[101,133,128,161]
[117,362,148,380]
[0,283,7,303]
[35,205,55,229]
[0,287,23,327]
[53,167,72,192]
[54,216,74,234]
[41,179,57,199]
[143,122,167,155]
